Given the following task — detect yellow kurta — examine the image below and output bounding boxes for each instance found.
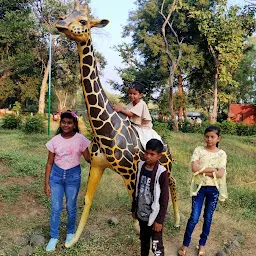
[190,146,228,202]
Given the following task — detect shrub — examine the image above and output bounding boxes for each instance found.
[236,123,256,136]
[2,114,22,129]
[12,101,22,116]
[179,120,256,136]
[179,120,194,133]
[23,115,46,134]
[219,121,237,135]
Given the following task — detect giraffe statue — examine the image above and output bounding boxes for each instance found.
[56,0,180,247]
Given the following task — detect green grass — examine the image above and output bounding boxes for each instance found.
[0,126,255,255]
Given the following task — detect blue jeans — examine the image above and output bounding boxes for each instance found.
[49,164,81,238]
[183,186,219,247]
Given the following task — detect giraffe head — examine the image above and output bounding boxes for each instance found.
[56,1,109,43]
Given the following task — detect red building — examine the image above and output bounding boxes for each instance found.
[228,104,256,125]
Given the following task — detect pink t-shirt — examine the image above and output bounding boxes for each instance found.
[46,133,91,170]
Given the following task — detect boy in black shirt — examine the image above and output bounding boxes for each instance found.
[132,139,169,256]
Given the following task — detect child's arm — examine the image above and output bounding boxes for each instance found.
[82,148,91,163]
[204,168,225,178]
[113,105,135,118]
[44,151,55,197]
[192,160,224,177]
[154,170,169,231]
[131,190,137,220]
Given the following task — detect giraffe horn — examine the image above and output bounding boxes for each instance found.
[74,0,80,11]
[80,4,89,15]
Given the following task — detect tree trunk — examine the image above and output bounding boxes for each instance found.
[209,45,219,124]
[55,90,68,113]
[0,98,7,109]
[38,61,50,114]
[177,69,183,121]
[210,66,218,123]
[168,68,178,131]
[183,109,187,120]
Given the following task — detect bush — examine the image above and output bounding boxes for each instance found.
[23,115,46,134]
[178,120,256,136]
[219,121,237,135]
[179,120,194,133]
[236,123,256,136]
[2,114,22,129]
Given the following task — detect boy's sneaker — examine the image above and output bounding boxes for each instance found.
[46,238,58,252]
[65,233,74,245]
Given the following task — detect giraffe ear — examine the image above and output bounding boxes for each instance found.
[90,19,109,28]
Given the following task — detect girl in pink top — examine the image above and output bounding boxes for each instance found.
[44,110,90,251]
[113,82,162,149]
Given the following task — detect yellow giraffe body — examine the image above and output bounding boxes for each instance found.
[56,1,180,247]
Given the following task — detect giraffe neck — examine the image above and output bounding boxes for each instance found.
[77,40,114,136]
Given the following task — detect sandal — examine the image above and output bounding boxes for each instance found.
[178,247,187,256]
[198,246,206,256]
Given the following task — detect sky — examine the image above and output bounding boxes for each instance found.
[89,0,136,94]
[89,0,248,94]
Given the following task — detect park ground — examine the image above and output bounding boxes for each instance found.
[0,121,255,255]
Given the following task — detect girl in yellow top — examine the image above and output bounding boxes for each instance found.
[178,126,227,256]
[113,82,162,149]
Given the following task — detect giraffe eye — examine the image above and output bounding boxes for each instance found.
[80,20,87,25]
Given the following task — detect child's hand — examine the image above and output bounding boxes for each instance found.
[193,160,203,172]
[132,212,137,219]
[195,160,200,165]
[153,221,162,232]
[113,104,122,112]
[44,183,51,197]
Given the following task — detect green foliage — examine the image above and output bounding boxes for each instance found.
[236,123,256,136]
[229,187,256,212]
[23,115,46,134]
[2,114,22,129]
[233,37,256,103]
[178,120,256,136]
[0,185,21,202]
[219,120,238,135]
[12,101,21,115]
[84,120,93,139]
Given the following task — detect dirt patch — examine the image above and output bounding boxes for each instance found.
[1,175,36,187]
[0,191,47,218]
[0,160,10,175]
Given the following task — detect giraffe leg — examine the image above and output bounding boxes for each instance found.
[169,175,180,228]
[65,154,109,248]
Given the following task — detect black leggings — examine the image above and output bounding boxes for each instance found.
[139,220,164,256]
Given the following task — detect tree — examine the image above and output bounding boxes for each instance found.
[33,0,107,113]
[114,0,207,130]
[0,0,41,108]
[189,0,255,123]
[33,0,73,113]
[160,0,183,130]
[233,36,256,103]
